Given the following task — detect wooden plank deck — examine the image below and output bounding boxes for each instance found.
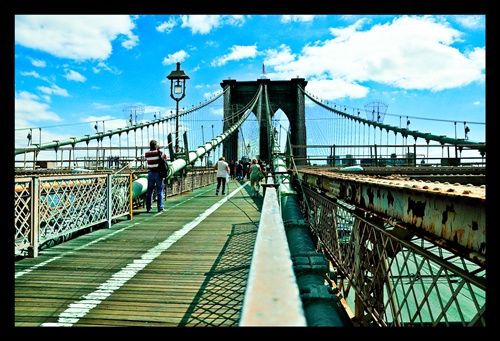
[14,179,263,327]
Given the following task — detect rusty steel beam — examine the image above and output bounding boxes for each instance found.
[297,168,486,266]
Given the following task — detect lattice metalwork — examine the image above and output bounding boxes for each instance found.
[111,174,131,217]
[15,170,216,258]
[38,175,108,245]
[165,170,216,198]
[14,173,132,257]
[299,185,486,327]
[14,177,32,255]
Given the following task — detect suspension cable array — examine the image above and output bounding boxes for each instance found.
[164,84,263,180]
[299,85,485,154]
[15,88,229,157]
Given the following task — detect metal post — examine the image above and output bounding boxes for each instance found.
[175,99,180,153]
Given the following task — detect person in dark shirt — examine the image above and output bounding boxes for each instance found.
[229,160,235,180]
[245,161,251,180]
[236,161,243,181]
[145,139,166,212]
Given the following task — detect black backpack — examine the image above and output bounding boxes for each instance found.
[158,153,169,179]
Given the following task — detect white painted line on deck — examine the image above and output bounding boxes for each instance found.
[14,226,137,280]
[40,182,248,326]
[15,186,216,279]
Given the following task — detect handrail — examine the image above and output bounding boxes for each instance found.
[239,174,307,326]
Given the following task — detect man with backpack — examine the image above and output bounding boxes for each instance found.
[145,139,166,212]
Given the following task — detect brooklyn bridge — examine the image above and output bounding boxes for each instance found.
[14,74,486,327]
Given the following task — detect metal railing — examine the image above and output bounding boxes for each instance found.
[14,172,131,258]
[239,174,307,326]
[295,183,486,327]
[293,143,486,168]
[15,169,217,258]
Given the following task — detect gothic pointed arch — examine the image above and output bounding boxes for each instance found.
[220,78,308,165]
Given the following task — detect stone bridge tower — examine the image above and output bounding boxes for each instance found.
[220,77,308,166]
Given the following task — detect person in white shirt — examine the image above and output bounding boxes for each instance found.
[214,156,229,195]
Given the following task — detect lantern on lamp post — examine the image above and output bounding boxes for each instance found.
[166,62,190,153]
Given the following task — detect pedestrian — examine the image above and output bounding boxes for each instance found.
[248,158,262,196]
[229,160,235,180]
[245,161,251,180]
[214,156,229,195]
[258,159,266,181]
[261,160,268,182]
[236,161,243,181]
[145,139,166,213]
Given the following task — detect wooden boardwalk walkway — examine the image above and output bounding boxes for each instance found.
[14,179,263,327]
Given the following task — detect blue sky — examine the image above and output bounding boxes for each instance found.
[14,14,486,158]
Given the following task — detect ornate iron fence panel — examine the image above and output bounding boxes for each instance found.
[14,173,130,258]
[299,185,486,327]
[37,175,109,246]
[111,174,132,218]
[14,177,32,255]
[15,170,217,258]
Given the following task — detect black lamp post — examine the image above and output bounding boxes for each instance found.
[166,62,189,153]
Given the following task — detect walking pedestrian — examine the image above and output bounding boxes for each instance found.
[145,139,166,212]
[229,160,235,180]
[260,160,268,182]
[214,156,229,195]
[245,161,251,180]
[248,158,262,196]
[236,161,243,181]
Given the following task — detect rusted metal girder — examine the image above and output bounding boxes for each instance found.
[297,168,486,266]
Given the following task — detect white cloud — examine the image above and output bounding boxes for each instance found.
[30,58,46,67]
[204,90,222,100]
[180,15,247,34]
[15,15,138,61]
[181,15,222,34]
[224,15,246,26]
[20,71,41,78]
[281,15,316,23]
[162,50,190,65]
[205,41,218,48]
[156,18,177,34]
[306,78,369,100]
[211,45,258,67]
[455,15,485,29]
[266,15,485,99]
[37,85,70,97]
[64,69,87,82]
[15,91,61,127]
[264,44,296,66]
[94,61,122,75]
[86,115,126,132]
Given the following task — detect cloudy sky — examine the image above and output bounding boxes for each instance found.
[14,14,486,157]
